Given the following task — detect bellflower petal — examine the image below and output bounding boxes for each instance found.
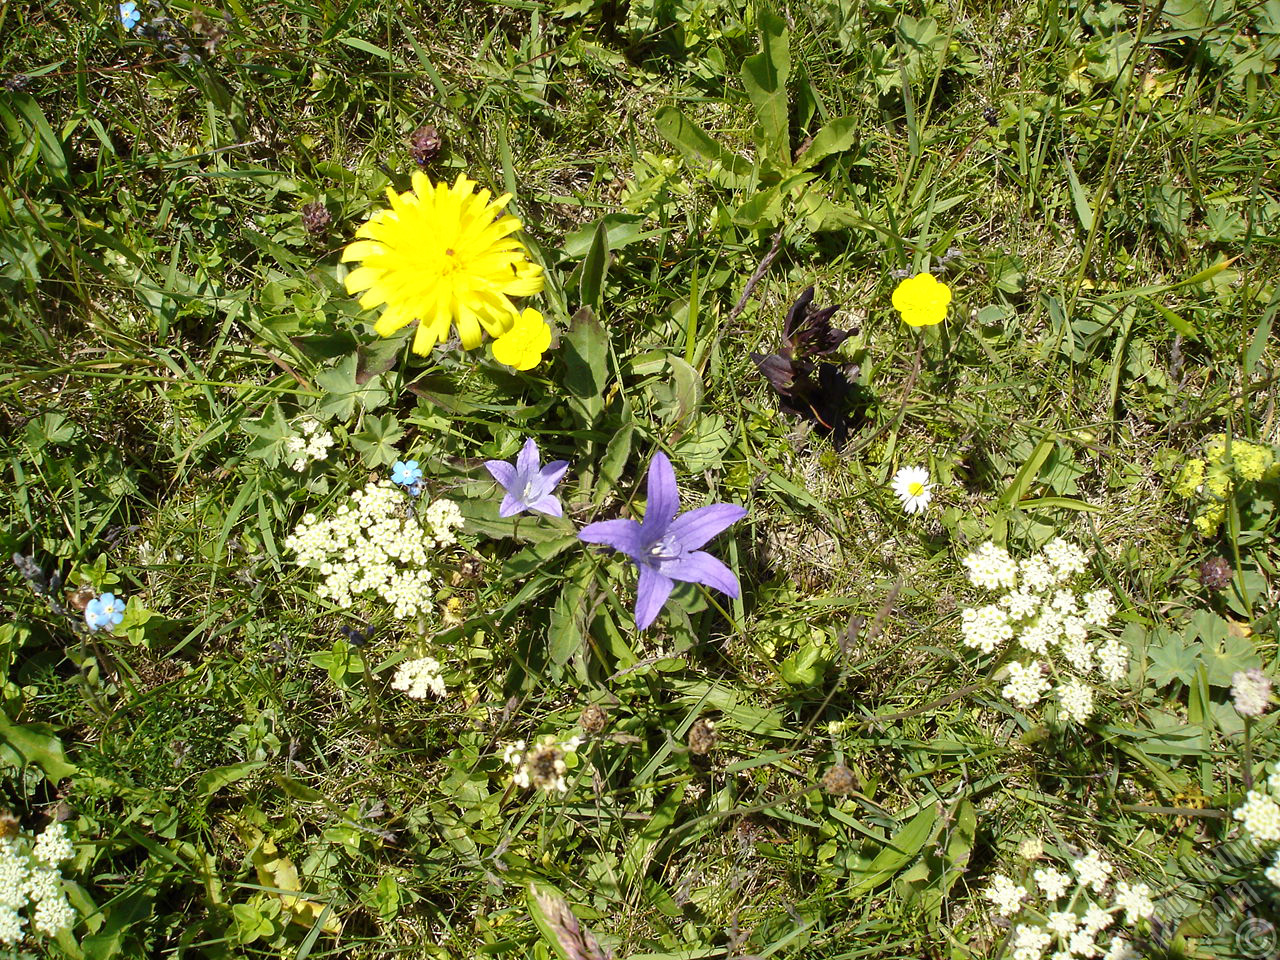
[516,437,541,476]
[578,518,644,557]
[661,551,740,597]
[667,503,749,551]
[530,493,564,518]
[635,567,675,631]
[485,459,517,486]
[538,460,570,492]
[499,492,527,518]
[640,452,680,537]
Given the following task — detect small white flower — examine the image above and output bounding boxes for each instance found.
[1081,588,1115,627]
[963,541,1019,590]
[891,466,933,514]
[1011,923,1053,960]
[1068,929,1100,958]
[1082,904,1112,933]
[1034,866,1071,901]
[1265,849,1280,888]
[962,604,1014,654]
[32,893,74,936]
[1004,660,1051,709]
[1057,679,1095,724]
[1002,589,1042,620]
[1043,538,1089,575]
[390,656,446,699]
[1097,639,1128,684]
[1019,555,1059,592]
[1046,910,1079,937]
[1104,938,1139,960]
[1234,789,1280,842]
[1073,850,1113,893]
[1018,837,1044,861]
[1231,668,1272,717]
[985,873,1027,916]
[0,905,25,946]
[1112,880,1154,924]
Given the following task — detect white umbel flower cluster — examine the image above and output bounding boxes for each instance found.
[0,823,76,946]
[1233,769,1280,865]
[959,539,1127,723]
[390,656,446,699]
[284,418,336,471]
[984,842,1152,960]
[285,480,463,619]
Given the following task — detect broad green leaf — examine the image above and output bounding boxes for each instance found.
[195,761,266,797]
[796,116,859,170]
[579,217,609,312]
[241,402,293,467]
[594,422,635,505]
[1000,436,1055,508]
[0,715,76,782]
[563,214,660,259]
[8,93,68,180]
[562,307,610,422]
[548,559,592,666]
[741,10,792,170]
[314,354,390,420]
[350,413,405,466]
[849,803,939,893]
[622,785,685,881]
[654,106,752,178]
[732,184,785,227]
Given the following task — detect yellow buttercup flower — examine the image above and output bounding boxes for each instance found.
[492,308,552,371]
[342,172,544,354]
[891,273,952,327]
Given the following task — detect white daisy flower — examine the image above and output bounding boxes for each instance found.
[890,466,933,514]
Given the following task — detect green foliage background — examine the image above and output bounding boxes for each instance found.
[1,0,1279,956]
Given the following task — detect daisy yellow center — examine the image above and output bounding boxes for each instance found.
[908,482,926,497]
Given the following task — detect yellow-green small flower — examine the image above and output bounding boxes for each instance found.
[492,307,552,371]
[891,273,952,327]
[1194,503,1225,536]
[1205,463,1232,500]
[1234,441,1273,482]
[1173,458,1205,498]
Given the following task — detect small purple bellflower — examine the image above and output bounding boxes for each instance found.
[485,438,569,518]
[578,452,747,630]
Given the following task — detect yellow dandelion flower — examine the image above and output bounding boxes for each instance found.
[342,172,544,354]
[891,273,952,327]
[491,307,552,371]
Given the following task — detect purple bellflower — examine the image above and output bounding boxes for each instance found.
[578,452,747,630]
[485,438,570,518]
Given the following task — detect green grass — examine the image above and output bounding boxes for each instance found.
[2,0,1280,957]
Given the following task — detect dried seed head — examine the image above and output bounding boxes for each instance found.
[526,742,567,791]
[0,811,18,839]
[821,763,857,796]
[409,125,442,166]
[579,703,608,735]
[1198,556,1233,591]
[67,585,95,612]
[687,718,717,755]
[301,201,331,236]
